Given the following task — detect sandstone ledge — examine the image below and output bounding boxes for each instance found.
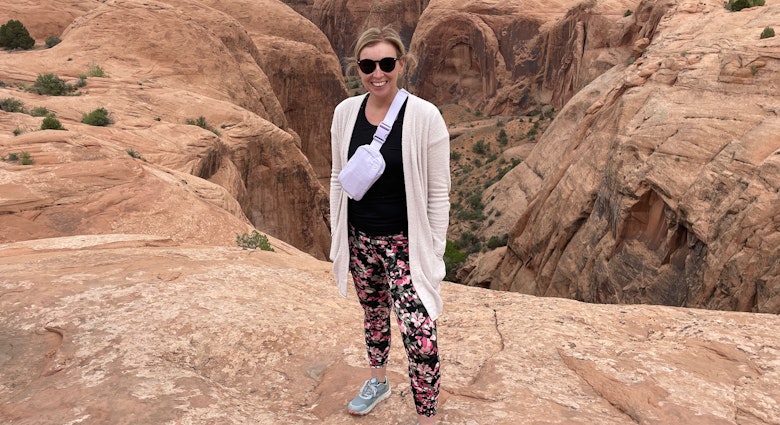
[1,235,778,424]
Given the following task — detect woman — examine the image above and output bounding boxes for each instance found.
[329,26,450,425]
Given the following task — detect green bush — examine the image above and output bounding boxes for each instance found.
[29,106,50,117]
[725,0,765,11]
[497,129,508,146]
[0,97,25,113]
[82,107,112,126]
[45,35,61,48]
[0,20,35,50]
[186,116,220,135]
[41,115,65,130]
[30,73,75,96]
[18,151,33,165]
[760,27,775,39]
[236,230,274,251]
[455,231,482,254]
[4,151,34,165]
[87,63,106,78]
[624,9,633,17]
[472,139,490,155]
[486,234,509,249]
[444,240,467,281]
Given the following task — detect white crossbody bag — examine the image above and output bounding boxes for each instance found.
[338,89,409,201]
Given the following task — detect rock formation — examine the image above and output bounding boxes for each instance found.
[197,0,346,185]
[308,0,429,62]
[1,234,779,424]
[467,0,780,313]
[406,0,639,114]
[0,0,335,259]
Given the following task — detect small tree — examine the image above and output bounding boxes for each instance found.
[41,115,65,130]
[82,107,112,126]
[0,20,35,50]
[760,27,775,39]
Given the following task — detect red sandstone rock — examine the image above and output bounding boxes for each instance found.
[468,0,780,314]
[0,235,778,424]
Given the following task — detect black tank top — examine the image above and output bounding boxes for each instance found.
[347,96,408,236]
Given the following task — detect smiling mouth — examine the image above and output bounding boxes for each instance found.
[371,81,388,87]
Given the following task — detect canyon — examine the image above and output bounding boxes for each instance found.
[1,0,779,423]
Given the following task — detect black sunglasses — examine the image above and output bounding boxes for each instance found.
[357,57,398,74]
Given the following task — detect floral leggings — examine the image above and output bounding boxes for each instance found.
[348,225,440,417]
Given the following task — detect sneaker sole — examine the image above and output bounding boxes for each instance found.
[347,389,391,416]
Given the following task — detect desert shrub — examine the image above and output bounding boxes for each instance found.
[125,148,146,161]
[186,116,221,135]
[450,150,462,161]
[13,127,23,136]
[472,139,490,155]
[41,115,65,130]
[624,9,633,17]
[455,231,482,254]
[0,20,35,50]
[236,230,274,251]
[0,97,25,113]
[82,107,112,126]
[5,151,34,165]
[87,63,106,78]
[497,128,508,146]
[30,73,74,96]
[18,151,33,165]
[29,106,50,117]
[444,240,467,281]
[486,233,509,249]
[725,0,765,11]
[45,35,61,48]
[760,27,775,39]
[466,193,485,211]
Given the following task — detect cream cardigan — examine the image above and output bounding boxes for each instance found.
[329,92,451,321]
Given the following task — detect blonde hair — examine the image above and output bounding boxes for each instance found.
[346,25,417,75]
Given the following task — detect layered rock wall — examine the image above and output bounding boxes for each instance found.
[468,0,780,313]
[407,0,639,114]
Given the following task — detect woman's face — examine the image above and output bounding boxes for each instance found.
[358,41,404,101]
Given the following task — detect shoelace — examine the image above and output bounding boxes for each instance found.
[359,380,381,399]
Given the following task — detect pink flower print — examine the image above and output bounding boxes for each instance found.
[417,336,434,354]
[410,312,425,327]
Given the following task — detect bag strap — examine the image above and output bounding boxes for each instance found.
[369,88,409,149]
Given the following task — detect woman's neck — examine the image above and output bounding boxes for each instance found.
[365,88,400,125]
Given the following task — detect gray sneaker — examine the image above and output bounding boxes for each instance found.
[347,377,391,415]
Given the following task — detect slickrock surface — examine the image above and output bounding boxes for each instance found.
[1,235,779,424]
[0,0,336,259]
